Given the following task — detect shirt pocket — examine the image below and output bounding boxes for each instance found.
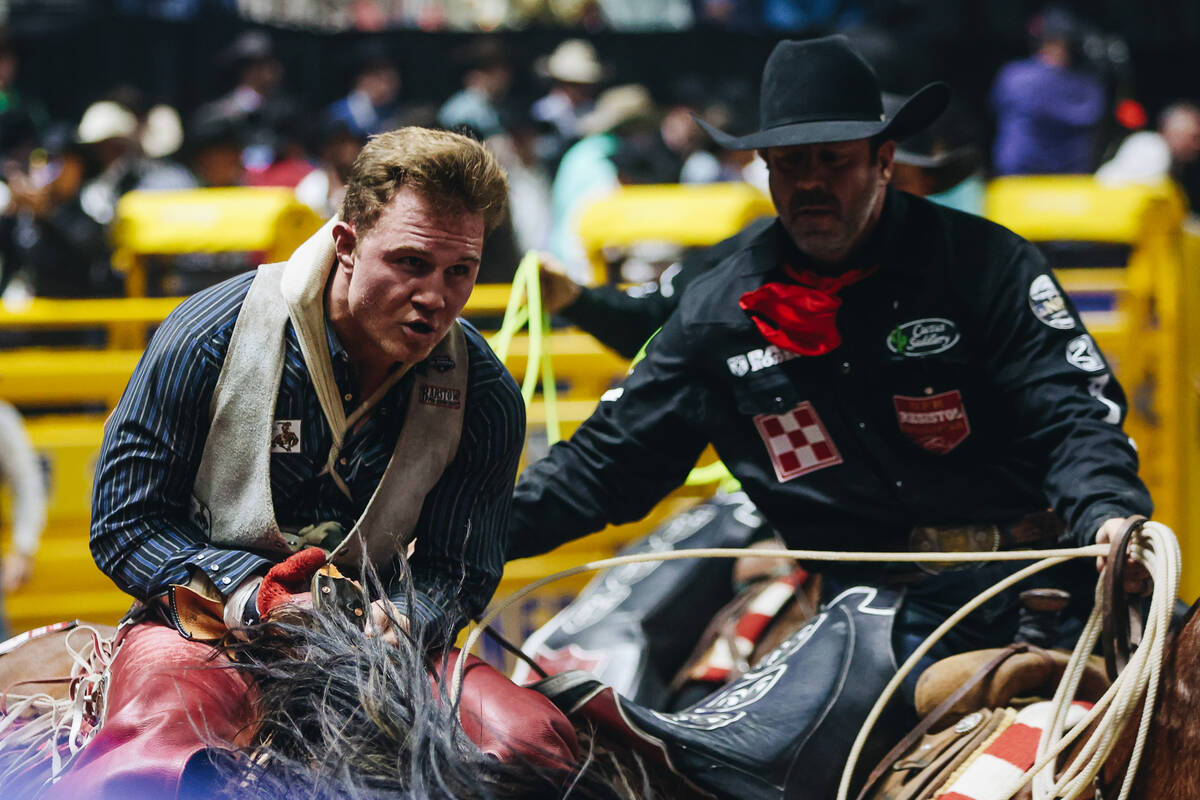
[731,370,803,416]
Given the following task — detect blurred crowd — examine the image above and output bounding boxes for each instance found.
[128,0,903,33]
[0,3,1198,302]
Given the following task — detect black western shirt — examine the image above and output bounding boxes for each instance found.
[509,190,1151,561]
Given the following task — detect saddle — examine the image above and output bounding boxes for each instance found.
[533,586,911,799]
[514,491,768,707]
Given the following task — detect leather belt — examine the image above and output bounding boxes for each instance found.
[907,510,1066,574]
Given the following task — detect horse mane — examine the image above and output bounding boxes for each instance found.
[213,567,656,799]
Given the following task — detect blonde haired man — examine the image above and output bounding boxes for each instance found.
[71,128,575,796]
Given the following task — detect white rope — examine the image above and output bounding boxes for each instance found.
[1022,521,1180,800]
[831,522,1178,800]
[834,555,1074,800]
[451,543,1107,707]
[456,532,1174,800]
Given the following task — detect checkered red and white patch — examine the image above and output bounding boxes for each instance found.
[753,401,843,482]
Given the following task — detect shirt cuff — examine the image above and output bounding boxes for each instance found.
[387,588,456,647]
[222,575,264,632]
[186,547,273,599]
[1077,505,1138,547]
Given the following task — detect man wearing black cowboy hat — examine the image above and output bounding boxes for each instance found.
[508,35,1150,695]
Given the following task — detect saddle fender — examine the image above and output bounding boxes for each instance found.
[514,492,767,707]
[535,586,911,799]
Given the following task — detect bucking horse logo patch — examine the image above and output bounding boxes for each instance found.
[271,419,301,453]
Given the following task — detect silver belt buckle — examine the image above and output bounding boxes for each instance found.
[908,523,1001,574]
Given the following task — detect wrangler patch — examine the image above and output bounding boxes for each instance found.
[420,384,462,409]
[893,390,971,454]
[753,401,843,482]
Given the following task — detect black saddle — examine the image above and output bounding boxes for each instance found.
[515,492,767,707]
[532,586,911,799]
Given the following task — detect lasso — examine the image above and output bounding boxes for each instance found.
[452,526,1177,800]
[477,258,1177,798]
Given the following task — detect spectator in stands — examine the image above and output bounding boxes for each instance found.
[244,107,316,188]
[990,5,1106,176]
[1158,102,1200,209]
[0,30,46,157]
[0,125,123,299]
[547,83,658,281]
[192,30,300,172]
[485,107,553,256]
[75,98,192,225]
[295,118,365,219]
[0,399,45,637]
[886,92,985,215]
[1095,101,1200,211]
[437,38,513,140]
[326,43,402,139]
[183,117,246,189]
[531,39,604,168]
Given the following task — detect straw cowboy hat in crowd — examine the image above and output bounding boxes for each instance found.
[538,39,606,85]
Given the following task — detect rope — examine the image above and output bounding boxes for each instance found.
[454,534,1173,800]
[829,522,1178,800]
[488,251,561,444]
[1025,521,1179,800]
[450,543,1108,705]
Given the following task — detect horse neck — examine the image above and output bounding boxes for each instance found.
[1103,599,1200,799]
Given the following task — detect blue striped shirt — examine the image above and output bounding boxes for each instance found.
[91,270,525,639]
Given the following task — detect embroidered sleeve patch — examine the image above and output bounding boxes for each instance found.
[752,401,843,482]
[420,384,462,409]
[1065,334,1106,372]
[270,419,302,453]
[893,390,971,454]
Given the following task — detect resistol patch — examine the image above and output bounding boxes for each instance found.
[752,401,843,482]
[420,384,462,409]
[893,390,971,454]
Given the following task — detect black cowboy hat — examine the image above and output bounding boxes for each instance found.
[695,35,950,151]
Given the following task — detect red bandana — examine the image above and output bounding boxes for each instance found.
[738,264,877,356]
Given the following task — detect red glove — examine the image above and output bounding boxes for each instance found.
[257,547,328,616]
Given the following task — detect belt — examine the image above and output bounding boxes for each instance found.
[907,510,1066,574]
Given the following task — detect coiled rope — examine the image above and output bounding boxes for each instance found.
[482,267,1177,798]
[451,531,1173,800]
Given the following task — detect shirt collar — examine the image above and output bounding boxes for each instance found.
[324,317,349,364]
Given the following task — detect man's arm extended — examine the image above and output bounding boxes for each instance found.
[91,277,272,600]
[964,236,1152,544]
[508,311,711,560]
